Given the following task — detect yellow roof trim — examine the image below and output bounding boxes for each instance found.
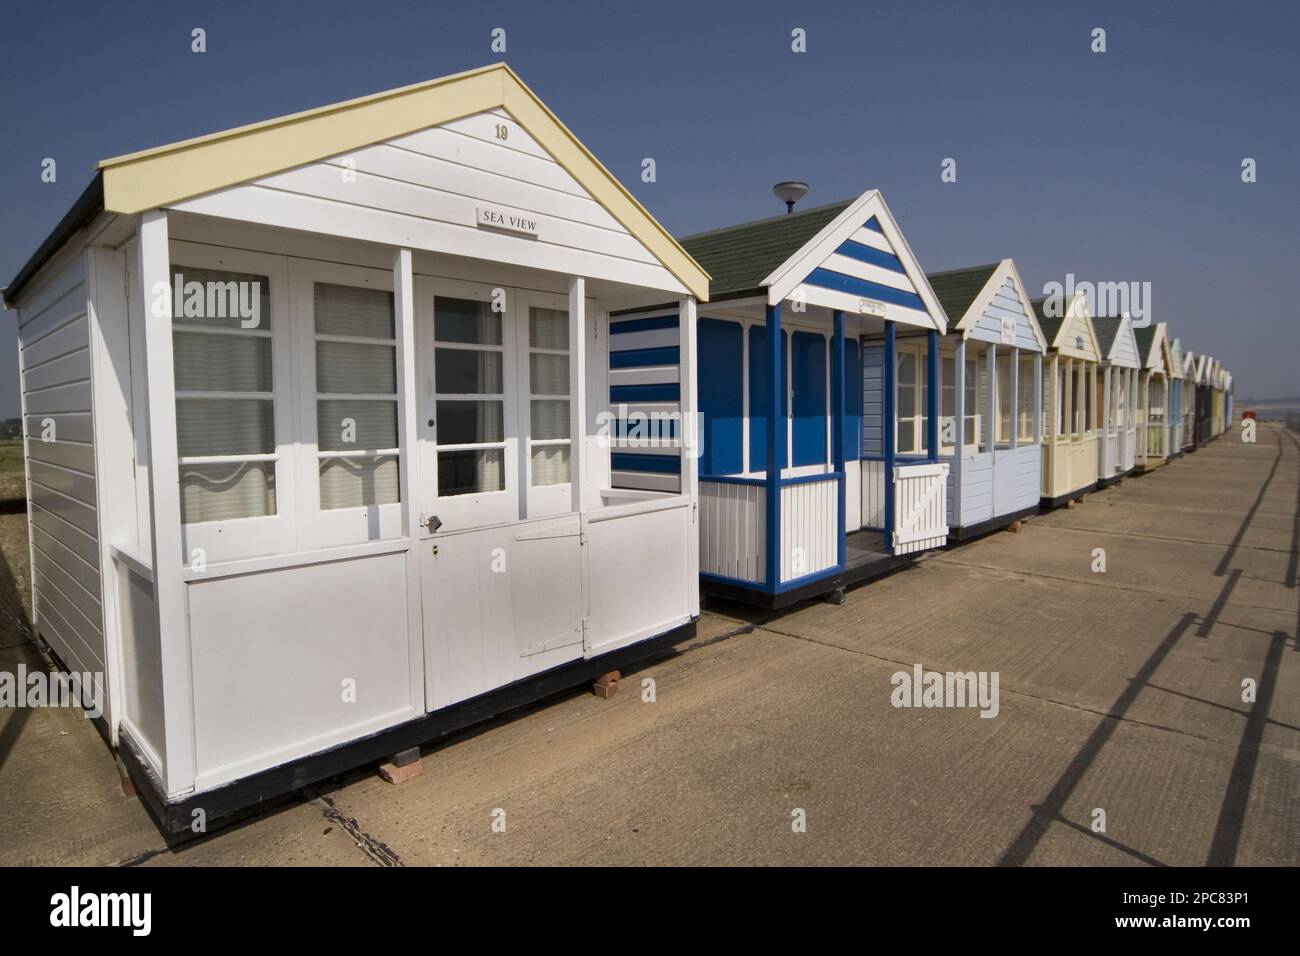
[99,63,709,300]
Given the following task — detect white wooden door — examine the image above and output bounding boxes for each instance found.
[417,276,519,532]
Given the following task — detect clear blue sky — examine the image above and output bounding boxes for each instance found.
[3,0,1296,415]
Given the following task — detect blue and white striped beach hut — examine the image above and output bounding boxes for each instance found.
[610,189,950,607]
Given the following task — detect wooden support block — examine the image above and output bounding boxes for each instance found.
[823,588,846,606]
[1066,499,1078,509]
[592,670,620,699]
[1007,521,1021,533]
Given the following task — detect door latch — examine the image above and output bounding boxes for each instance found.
[425,514,443,533]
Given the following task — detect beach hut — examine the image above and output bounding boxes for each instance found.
[1133,321,1174,472]
[1211,361,1227,436]
[1223,371,1234,428]
[1167,336,1185,458]
[1033,293,1102,508]
[1181,350,1200,452]
[1092,315,1141,486]
[1195,355,1214,444]
[923,261,1046,539]
[618,190,950,608]
[2,64,711,831]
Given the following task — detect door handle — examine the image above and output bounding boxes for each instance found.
[425,514,443,533]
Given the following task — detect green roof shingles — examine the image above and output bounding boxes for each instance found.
[1133,324,1157,364]
[679,200,853,300]
[924,263,999,324]
[1031,297,1066,348]
[1092,316,1122,358]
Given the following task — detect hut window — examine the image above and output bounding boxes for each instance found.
[172,265,278,524]
[313,283,400,509]
[1017,355,1035,442]
[1083,368,1093,433]
[527,306,571,486]
[895,346,927,456]
[433,297,505,496]
[995,352,1012,447]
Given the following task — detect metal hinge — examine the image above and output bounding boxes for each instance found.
[581,617,592,653]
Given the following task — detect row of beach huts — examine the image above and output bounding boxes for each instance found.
[3,65,1234,830]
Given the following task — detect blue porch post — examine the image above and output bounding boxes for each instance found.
[883,320,897,555]
[832,310,846,569]
[764,303,783,591]
[926,328,939,463]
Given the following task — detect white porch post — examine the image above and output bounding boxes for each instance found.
[137,209,195,796]
[1009,348,1019,450]
[393,249,418,535]
[985,342,996,451]
[1102,365,1112,446]
[393,247,425,711]
[569,276,588,513]
[679,296,700,615]
[953,337,966,529]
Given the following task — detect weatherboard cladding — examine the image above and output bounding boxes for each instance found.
[607,310,682,492]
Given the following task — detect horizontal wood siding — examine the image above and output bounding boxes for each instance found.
[17,252,105,677]
[959,452,994,525]
[608,309,682,492]
[171,109,685,296]
[968,277,1039,351]
[862,344,883,456]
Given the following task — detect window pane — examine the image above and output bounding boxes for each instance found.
[897,379,915,419]
[531,399,570,440]
[529,307,568,350]
[897,420,914,453]
[176,398,274,457]
[1084,371,1093,431]
[531,445,570,486]
[438,448,504,496]
[435,297,501,345]
[317,399,398,451]
[314,283,394,339]
[997,354,1012,443]
[319,455,399,509]
[174,331,272,392]
[1018,358,1035,440]
[317,341,397,394]
[529,352,569,395]
[941,357,955,417]
[180,461,275,522]
[171,266,271,331]
[436,400,504,445]
[897,352,916,387]
[435,348,502,394]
